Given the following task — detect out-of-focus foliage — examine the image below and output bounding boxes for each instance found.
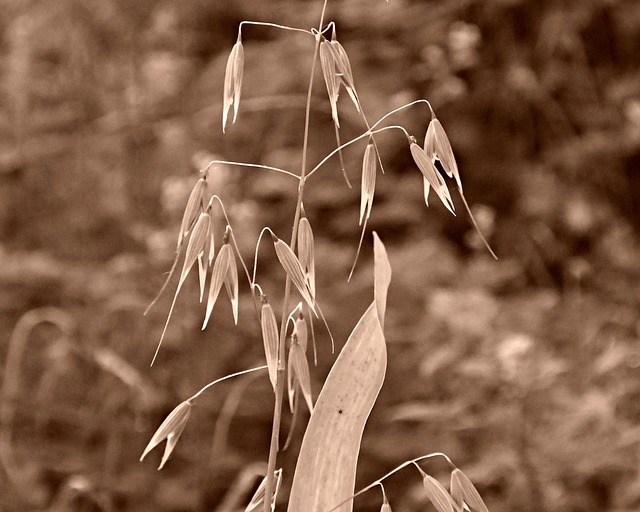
[1,0,639,511]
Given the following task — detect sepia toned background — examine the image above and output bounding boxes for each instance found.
[1,0,640,510]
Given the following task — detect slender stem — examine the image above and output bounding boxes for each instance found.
[305,125,409,180]
[205,160,299,180]
[188,365,268,402]
[263,2,329,509]
[370,99,433,130]
[240,20,313,37]
[326,453,455,512]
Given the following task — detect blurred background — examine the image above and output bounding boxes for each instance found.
[1,0,640,510]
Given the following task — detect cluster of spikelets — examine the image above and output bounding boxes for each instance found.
[140,5,494,512]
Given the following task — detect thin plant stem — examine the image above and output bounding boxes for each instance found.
[326,452,455,512]
[240,20,312,37]
[188,365,267,402]
[263,1,329,508]
[305,125,409,180]
[205,160,300,180]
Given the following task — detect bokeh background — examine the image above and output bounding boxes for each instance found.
[1,0,640,510]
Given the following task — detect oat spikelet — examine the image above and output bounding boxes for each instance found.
[177,178,208,251]
[425,117,461,190]
[260,297,279,391]
[245,469,282,512]
[410,141,455,215]
[294,310,308,354]
[272,234,317,315]
[416,466,454,512]
[289,337,313,414]
[297,215,316,299]
[360,142,376,225]
[202,243,232,329]
[140,400,192,470]
[329,36,359,111]
[319,40,341,127]
[224,243,239,325]
[223,35,244,133]
[450,469,489,512]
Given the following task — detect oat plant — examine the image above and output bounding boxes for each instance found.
[141,1,495,511]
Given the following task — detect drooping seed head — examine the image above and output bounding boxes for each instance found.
[297,216,316,299]
[425,118,462,191]
[410,141,455,215]
[289,338,313,414]
[319,40,340,127]
[224,241,239,325]
[177,178,208,250]
[260,297,279,391]
[222,36,245,133]
[273,235,317,315]
[180,212,211,291]
[202,243,232,329]
[360,142,376,225]
[140,400,192,470]
[450,469,489,512]
[329,38,359,111]
[245,468,283,512]
[420,471,455,512]
[293,310,308,354]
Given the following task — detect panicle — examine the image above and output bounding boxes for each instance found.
[140,400,192,470]
[223,35,245,133]
[360,142,376,225]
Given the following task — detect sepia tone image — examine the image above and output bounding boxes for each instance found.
[1,0,639,511]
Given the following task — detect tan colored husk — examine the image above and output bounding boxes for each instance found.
[140,400,192,470]
[177,178,207,250]
[430,118,462,190]
[290,341,313,414]
[261,301,279,391]
[273,237,316,314]
[202,243,232,329]
[319,40,340,127]
[294,311,308,354]
[421,473,455,512]
[223,38,244,133]
[450,469,489,512]
[297,216,316,299]
[360,142,376,225]
[179,212,210,289]
[329,39,359,111]
[410,143,455,215]
[423,177,431,207]
[224,246,239,324]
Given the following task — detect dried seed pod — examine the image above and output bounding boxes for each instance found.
[420,471,455,512]
[360,142,376,225]
[179,212,210,290]
[297,216,316,299]
[272,235,316,314]
[450,469,489,512]
[222,36,245,133]
[319,40,340,127]
[329,38,359,111]
[140,400,192,470]
[177,178,208,250]
[293,310,308,354]
[260,297,279,391]
[224,244,239,325]
[425,118,462,191]
[202,243,232,329]
[289,338,313,414]
[245,468,282,512]
[410,141,455,215]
